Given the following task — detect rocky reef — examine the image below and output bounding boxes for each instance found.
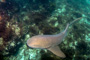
[0,0,23,56]
[0,0,90,60]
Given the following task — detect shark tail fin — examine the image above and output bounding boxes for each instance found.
[63,17,82,33]
[69,17,83,26]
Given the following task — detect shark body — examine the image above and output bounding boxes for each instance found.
[27,17,82,58]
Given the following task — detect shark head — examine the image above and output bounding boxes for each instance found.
[27,35,49,49]
[27,37,40,49]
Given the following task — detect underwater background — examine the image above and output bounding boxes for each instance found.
[0,0,90,60]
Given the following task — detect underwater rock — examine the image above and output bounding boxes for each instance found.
[6,44,41,60]
[0,4,21,56]
[0,0,89,60]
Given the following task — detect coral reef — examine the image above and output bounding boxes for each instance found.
[0,0,22,56]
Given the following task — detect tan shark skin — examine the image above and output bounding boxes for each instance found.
[27,17,82,58]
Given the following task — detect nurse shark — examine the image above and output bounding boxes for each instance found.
[27,17,82,58]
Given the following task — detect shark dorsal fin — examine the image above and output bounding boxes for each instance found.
[48,46,66,58]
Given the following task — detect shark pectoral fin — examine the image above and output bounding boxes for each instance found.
[48,46,66,58]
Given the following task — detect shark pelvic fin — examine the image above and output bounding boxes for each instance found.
[48,46,66,58]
